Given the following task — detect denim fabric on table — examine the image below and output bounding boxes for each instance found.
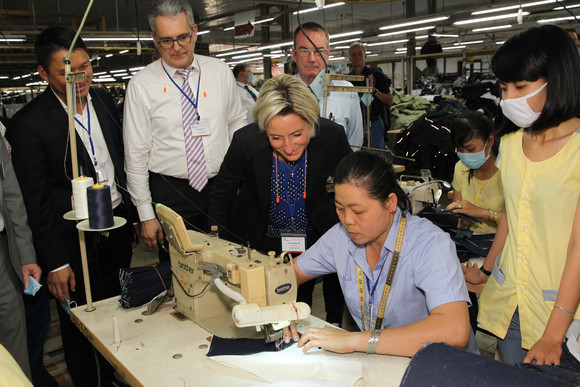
[517,339,580,386]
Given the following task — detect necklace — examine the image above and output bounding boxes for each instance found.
[274,150,308,204]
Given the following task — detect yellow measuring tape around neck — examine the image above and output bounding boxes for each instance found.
[357,213,407,331]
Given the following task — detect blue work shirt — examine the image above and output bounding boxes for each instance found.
[297,208,470,331]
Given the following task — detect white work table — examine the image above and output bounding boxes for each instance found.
[71,297,410,387]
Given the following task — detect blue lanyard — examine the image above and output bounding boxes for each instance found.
[74,102,96,163]
[162,59,201,116]
[365,257,388,311]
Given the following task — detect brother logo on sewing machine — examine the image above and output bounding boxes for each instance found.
[177,261,194,274]
[275,283,292,295]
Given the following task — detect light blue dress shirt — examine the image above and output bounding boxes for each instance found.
[297,208,470,331]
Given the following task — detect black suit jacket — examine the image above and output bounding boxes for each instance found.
[209,118,352,253]
[7,87,136,272]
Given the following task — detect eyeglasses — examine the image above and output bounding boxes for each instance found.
[294,48,330,57]
[156,33,193,49]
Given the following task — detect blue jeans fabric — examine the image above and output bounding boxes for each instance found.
[497,308,529,364]
[369,117,385,151]
[518,339,580,386]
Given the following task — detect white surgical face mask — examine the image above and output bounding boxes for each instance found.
[500,82,547,128]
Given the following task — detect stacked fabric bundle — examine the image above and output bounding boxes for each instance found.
[119,262,172,309]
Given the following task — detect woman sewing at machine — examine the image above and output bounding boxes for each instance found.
[209,74,352,324]
[284,151,476,356]
[446,110,504,233]
[464,25,580,368]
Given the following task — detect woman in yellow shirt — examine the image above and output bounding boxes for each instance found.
[446,111,504,234]
[464,25,580,366]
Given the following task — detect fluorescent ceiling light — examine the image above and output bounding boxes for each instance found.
[93,78,116,82]
[119,49,129,54]
[380,16,448,30]
[538,16,576,23]
[216,49,248,57]
[554,3,580,10]
[271,50,283,54]
[232,52,263,60]
[330,38,360,45]
[395,51,406,55]
[0,76,8,79]
[94,71,107,76]
[472,25,512,32]
[197,30,210,35]
[396,47,421,51]
[416,35,429,40]
[366,39,409,47]
[105,54,113,58]
[129,66,145,71]
[255,18,274,24]
[367,54,378,57]
[83,37,154,41]
[33,72,39,75]
[122,76,133,79]
[454,40,483,45]
[455,12,529,25]
[258,41,293,51]
[496,41,505,45]
[110,69,127,73]
[263,54,284,58]
[224,26,234,31]
[330,30,363,39]
[443,45,466,50]
[0,37,26,42]
[334,45,350,49]
[22,74,31,78]
[378,26,435,37]
[472,0,555,15]
[293,2,345,15]
[256,67,264,70]
[433,33,459,38]
[112,73,128,77]
[329,57,345,61]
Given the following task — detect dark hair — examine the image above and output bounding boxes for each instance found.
[293,22,329,48]
[450,110,498,181]
[233,63,249,79]
[334,151,410,212]
[491,25,580,133]
[35,27,88,73]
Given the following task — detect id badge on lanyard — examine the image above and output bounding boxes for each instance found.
[95,161,109,184]
[280,229,307,253]
[190,117,211,137]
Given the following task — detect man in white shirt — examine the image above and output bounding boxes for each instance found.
[292,22,363,151]
[124,0,247,252]
[233,63,259,123]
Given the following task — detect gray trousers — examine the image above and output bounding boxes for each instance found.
[0,235,31,379]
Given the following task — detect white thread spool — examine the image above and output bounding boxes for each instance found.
[71,176,94,219]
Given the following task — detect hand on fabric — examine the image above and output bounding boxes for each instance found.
[48,266,75,303]
[141,218,163,252]
[446,200,486,220]
[462,262,489,285]
[21,263,42,289]
[297,326,362,354]
[282,321,300,344]
[524,336,563,365]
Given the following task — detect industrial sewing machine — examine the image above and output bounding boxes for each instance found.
[398,170,451,214]
[155,204,310,348]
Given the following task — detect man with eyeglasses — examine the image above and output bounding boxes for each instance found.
[292,22,363,151]
[123,0,247,255]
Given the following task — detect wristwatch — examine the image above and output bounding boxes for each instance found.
[480,266,492,276]
[367,329,382,354]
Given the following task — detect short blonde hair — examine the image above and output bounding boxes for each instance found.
[253,74,319,137]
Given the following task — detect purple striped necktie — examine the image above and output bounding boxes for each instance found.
[176,68,207,191]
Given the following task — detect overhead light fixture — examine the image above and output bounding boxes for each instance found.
[472,0,555,15]
[378,26,435,37]
[0,36,26,42]
[256,67,264,70]
[94,71,107,76]
[395,51,406,55]
[455,12,529,25]
[396,47,421,51]
[83,37,154,41]
[538,16,576,23]
[330,30,363,39]
[443,45,466,50]
[197,30,210,35]
[472,25,512,32]
[330,38,360,45]
[433,33,459,38]
[106,54,113,58]
[129,66,145,71]
[224,26,234,31]
[379,16,449,31]
[293,2,345,15]
[122,76,133,79]
[0,76,8,79]
[111,69,127,73]
[119,49,129,54]
[258,41,293,51]
[255,18,274,24]
[93,78,116,83]
[366,39,409,47]
[415,35,429,40]
[216,49,248,57]
[334,45,350,49]
[21,74,31,78]
[496,41,505,45]
[554,3,580,10]
[232,52,263,60]
[367,54,378,57]
[454,40,483,45]
[329,57,345,61]
[263,54,284,58]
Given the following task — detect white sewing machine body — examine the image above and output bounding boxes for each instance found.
[156,204,308,342]
[398,170,449,214]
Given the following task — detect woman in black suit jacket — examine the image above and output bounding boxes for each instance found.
[210,74,352,323]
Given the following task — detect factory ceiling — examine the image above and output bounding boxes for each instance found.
[0,0,579,88]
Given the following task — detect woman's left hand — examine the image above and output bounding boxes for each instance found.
[298,326,361,354]
[524,337,563,365]
[446,199,476,215]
